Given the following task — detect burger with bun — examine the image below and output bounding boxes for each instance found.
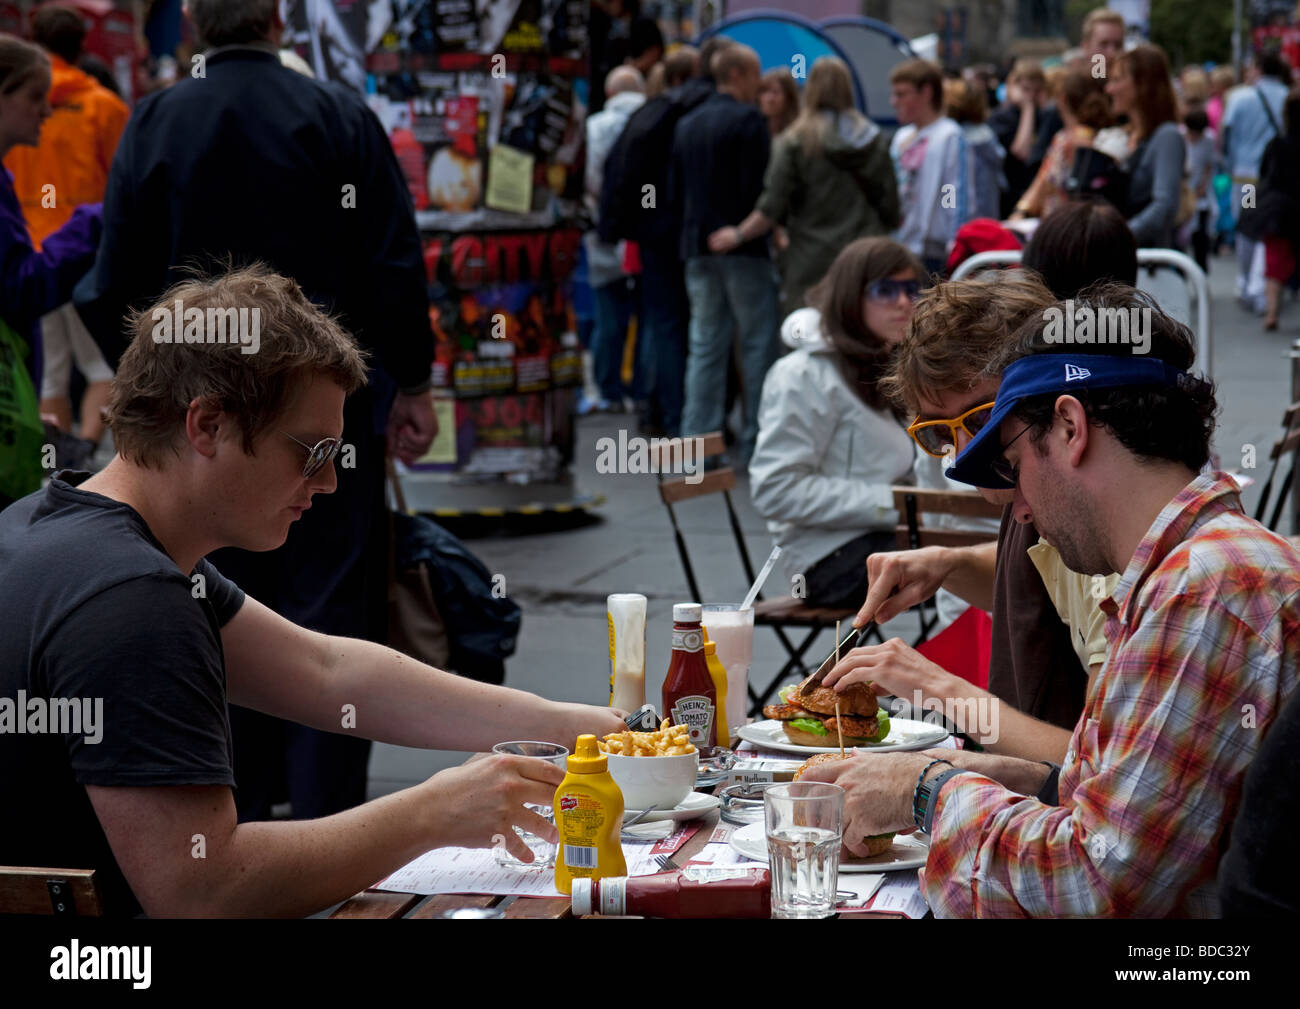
[794,753,896,857]
[762,673,890,747]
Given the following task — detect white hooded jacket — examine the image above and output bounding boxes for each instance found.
[748,308,916,588]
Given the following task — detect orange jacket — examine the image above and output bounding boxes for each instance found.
[4,55,128,249]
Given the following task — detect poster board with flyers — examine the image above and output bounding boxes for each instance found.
[282,2,589,480]
[285,0,588,230]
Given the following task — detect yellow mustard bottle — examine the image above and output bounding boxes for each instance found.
[554,734,627,895]
[703,638,729,748]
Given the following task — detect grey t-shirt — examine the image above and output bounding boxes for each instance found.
[0,472,245,916]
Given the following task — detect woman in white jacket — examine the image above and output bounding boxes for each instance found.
[748,237,922,608]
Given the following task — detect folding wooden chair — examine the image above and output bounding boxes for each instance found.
[1252,401,1300,532]
[0,866,102,916]
[654,433,882,716]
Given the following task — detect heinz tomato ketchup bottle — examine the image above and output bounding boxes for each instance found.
[662,603,718,749]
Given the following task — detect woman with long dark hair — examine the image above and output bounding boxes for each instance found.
[758,66,799,136]
[748,237,922,608]
[1105,44,1186,247]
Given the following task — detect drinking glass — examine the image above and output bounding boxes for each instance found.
[491,741,568,869]
[702,604,755,740]
[764,781,844,918]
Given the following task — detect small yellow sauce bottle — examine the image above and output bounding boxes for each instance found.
[554,734,627,896]
[702,639,729,748]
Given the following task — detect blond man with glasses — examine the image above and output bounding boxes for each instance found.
[0,267,626,917]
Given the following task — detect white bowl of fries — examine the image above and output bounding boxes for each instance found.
[598,724,700,811]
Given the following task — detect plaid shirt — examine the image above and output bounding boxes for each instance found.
[920,472,1300,917]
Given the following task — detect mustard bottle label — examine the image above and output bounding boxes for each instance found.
[557,792,608,876]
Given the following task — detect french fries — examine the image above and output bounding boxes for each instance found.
[597,720,695,756]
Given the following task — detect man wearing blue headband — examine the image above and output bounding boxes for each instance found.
[821,273,1113,767]
[805,284,1300,916]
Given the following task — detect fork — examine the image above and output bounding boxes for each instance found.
[654,854,681,872]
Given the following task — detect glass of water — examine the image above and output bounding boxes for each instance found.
[491,741,568,869]
[764,781,844,919]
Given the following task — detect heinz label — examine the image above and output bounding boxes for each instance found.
[670,694,715,747]
[671,628,704,652]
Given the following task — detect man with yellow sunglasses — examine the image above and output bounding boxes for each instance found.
[906,400,996,461]
[816,272,1117,767]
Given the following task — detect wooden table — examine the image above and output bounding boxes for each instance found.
[329,808,896,919]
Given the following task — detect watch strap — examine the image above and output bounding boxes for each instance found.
[1037,761,1061,805]
[919,767,968,835]
[911,758,952,831]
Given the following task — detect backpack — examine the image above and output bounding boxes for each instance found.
[389,509,521,685]
[598,80,713,246]
[1065,145,1130,215]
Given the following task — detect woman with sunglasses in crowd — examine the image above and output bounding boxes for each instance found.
[748,237,922,608]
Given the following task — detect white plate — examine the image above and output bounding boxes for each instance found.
[621,791,721,823]
[728,822,929,873]
[736,717,949,755]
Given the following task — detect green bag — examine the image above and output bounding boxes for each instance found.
[0,317,45,502]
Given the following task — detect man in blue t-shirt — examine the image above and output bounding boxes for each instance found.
[0,266,625,917]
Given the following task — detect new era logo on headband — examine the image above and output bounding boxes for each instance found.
[1065,364,1092,382]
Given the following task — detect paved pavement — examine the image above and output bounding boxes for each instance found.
[366,254,1300,799]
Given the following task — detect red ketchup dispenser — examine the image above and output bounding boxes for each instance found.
[661,603,719,749]
[571,866,771,918]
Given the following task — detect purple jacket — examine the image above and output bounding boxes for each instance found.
[0,168,102,388]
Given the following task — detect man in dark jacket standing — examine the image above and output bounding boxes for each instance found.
[599,43,715,436]
[74,0,436,821]
[669,43,777,466]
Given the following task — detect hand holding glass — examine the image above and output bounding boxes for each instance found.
[491,741,568,869]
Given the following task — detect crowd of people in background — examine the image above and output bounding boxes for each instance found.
[580,6,1300,466]
[0,0,1297,919]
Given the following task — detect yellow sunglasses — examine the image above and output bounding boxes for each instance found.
[906,401,997,458]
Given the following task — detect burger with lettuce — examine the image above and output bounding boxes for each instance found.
[762,673,890,747]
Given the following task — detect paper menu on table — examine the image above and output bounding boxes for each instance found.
[865,871,930,918]
[834,874,885,909]
[376,823,707,898]
[377,845,563,898]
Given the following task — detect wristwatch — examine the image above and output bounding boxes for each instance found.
[912,760,968,834]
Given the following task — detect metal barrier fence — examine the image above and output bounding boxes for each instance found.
[948,248,1214,379]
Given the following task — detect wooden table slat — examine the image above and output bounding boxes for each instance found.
[331,890,422,919]
[407,893,498,919]
[503,896,570,919]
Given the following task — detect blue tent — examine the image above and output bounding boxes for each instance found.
[819,17,917,128]
[698,9,867,114]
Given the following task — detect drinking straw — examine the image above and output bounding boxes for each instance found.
[739,545,782,611]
